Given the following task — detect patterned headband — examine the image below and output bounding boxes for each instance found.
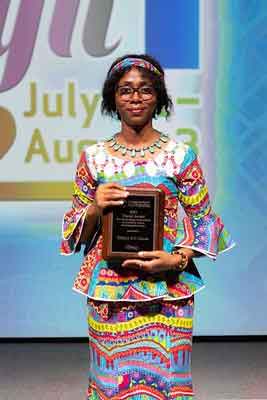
[108,57,163,77]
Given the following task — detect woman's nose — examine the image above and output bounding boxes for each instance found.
[131,90,142,101]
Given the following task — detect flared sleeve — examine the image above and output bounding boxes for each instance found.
[60,150,98,255]
[174,146,235,259]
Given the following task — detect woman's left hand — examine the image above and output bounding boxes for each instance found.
[121,250,181,273]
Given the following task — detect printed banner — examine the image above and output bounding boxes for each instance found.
[0,0,205,201]
[3,1,262,338]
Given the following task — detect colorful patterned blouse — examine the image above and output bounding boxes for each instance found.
[60,139,235,301]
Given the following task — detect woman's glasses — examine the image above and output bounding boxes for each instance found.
[116,85,155,101]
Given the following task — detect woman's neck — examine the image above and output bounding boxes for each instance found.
[118,122,159,146]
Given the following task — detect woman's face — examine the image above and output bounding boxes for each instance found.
[115,67,157,128]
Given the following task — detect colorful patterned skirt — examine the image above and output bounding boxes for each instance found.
[87,297,194,400]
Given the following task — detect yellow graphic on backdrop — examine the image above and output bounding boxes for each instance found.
[0,107,16,159]
[0,81,99,201]
[24,82,100,128]
[0,80,200,201]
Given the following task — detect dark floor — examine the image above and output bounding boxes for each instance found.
[0,342,266,399]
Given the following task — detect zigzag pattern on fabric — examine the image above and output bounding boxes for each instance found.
[87,300,194,399]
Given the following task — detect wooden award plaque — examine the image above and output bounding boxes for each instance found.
[102,187,165,261]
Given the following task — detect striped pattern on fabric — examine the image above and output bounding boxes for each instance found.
[87,298,194,400]
[61,140,235,300]
[108,57,162,77]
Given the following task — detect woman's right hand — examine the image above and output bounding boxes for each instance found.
[94,183,129,216]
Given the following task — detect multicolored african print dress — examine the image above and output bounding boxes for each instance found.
[61,139,235,399]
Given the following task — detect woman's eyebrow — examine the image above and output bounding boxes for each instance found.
[119,80,151,86]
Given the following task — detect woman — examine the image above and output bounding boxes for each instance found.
[61,54,234,400]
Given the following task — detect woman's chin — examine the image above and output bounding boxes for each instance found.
[123,116,151,128]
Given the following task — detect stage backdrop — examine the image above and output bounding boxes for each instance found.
[0,0,265,337]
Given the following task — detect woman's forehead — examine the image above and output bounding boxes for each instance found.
[118,67,152,85]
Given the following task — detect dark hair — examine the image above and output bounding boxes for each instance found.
[101,54,173,119]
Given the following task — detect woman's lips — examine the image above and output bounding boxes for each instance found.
[127,108,145,115]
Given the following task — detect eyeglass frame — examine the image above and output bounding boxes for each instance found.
[115,84,156,101]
